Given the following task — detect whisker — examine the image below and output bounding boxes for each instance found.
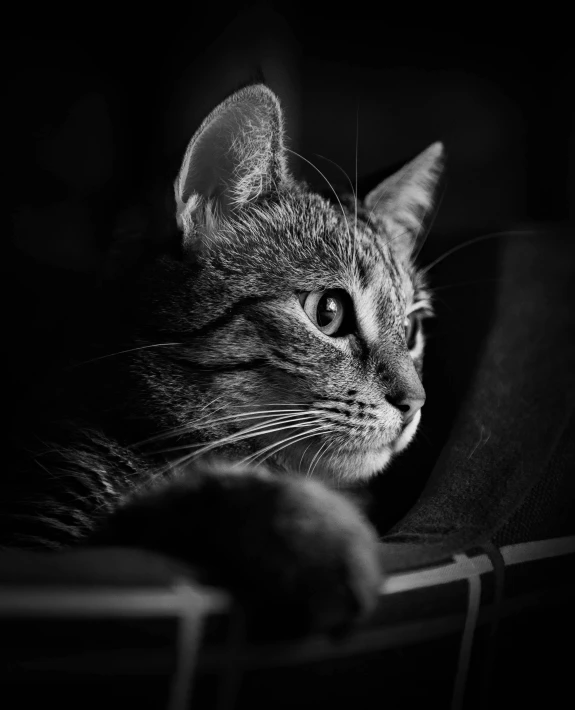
[198,394,225,413]
[319,439,340,476]
[298,439,317,474]
[420,229,533,275]
[308,439,331,477]
[152,414,320,456]
[191,409,322,431]
[306,439,328,477]
[259,428,331,466]
[132,404,313,449]
[132,418,221,450]
[431,277,505,292]
[286,147,353,247]
[70,343,183,368]
[325,440,339,471]
[240,419,330,468]
[313,154,355,198]
[327,438,348,482]
[162,416,322,462]
[242,426,331,468]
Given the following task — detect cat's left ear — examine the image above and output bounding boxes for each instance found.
[175,84,291,237]
[364,143,444,258]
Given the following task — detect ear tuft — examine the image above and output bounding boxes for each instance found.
[175,84,290,236]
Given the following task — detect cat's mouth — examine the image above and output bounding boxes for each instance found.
[335,412,420,481]
[391,408,422,453]
[273,409,422,482]
[342,408,422,456]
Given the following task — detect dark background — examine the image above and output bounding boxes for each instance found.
[6,11,573,270]
[4,11,574,528]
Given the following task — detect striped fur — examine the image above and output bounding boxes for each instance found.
[5,85,442,577]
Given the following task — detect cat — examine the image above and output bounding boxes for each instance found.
[4,83,443,640]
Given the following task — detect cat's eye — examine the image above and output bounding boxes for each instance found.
[300,289,352,337]
[404,313,420,350]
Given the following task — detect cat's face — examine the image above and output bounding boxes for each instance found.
[137,85,442,484]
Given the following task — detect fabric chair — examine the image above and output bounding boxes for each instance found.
[1,225,573,709]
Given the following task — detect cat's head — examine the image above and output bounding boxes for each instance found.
[130,84,443,484]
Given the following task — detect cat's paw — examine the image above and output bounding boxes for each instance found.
[219,469,383,641]
[91,464,382,641]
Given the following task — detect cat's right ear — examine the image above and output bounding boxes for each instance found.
[174,84,291,240]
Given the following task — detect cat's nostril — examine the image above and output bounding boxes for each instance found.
[386,392,426,420]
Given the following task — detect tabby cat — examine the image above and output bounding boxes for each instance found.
[5,84,443,640]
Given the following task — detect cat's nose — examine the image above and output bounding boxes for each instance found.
[386,387,426,422]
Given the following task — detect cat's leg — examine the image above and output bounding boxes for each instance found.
[88,462,382,641]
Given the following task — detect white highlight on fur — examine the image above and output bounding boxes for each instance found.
[406,300,432,317]
[354,286,381,346]
[408,327,425,361]
[393,409,421,452]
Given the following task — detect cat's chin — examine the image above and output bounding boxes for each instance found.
[278,410,422,484]
[342,408,423,481]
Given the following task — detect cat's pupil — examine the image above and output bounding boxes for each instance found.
[317,296,338,327]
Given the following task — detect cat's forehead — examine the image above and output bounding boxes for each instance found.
[237,190,414,305]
